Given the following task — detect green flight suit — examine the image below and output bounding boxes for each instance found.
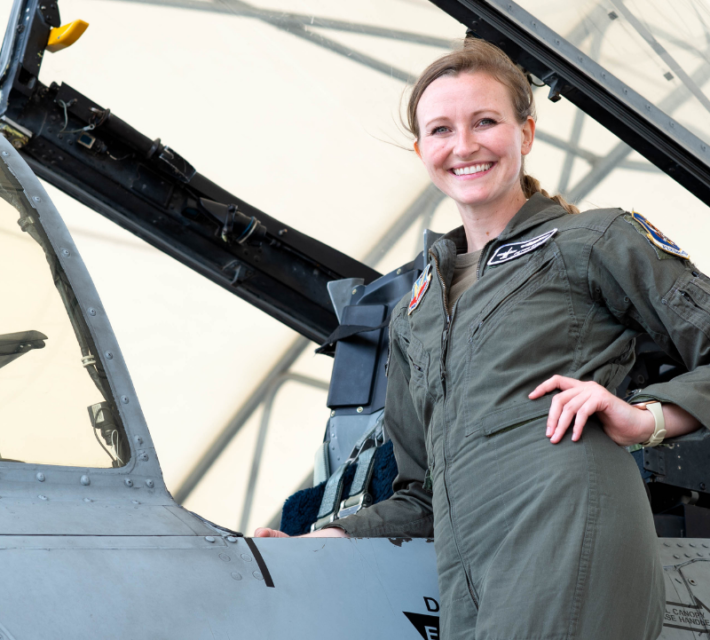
[329,193,710,640]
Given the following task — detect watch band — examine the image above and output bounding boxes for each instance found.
[639,401,666,447]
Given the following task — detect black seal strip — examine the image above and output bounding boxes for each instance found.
[245,538,275,588]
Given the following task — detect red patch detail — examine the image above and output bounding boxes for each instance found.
[408,264,432,315]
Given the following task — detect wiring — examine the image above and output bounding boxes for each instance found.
[93,425,116,464]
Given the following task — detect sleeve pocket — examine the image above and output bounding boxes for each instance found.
[669,272,710,339]
[466,396,553,437]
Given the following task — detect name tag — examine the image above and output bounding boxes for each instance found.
[487,229,557,266]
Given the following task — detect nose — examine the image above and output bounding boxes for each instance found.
[453,128,480,158]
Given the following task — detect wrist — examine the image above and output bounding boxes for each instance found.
[633,401,666,447]
[634,405,656,444]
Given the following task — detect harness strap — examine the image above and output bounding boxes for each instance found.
[311,414,384,531]
[337,444,377,518]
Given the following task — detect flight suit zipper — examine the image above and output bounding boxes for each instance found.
[429,250,479,610]
[430,251,454,396]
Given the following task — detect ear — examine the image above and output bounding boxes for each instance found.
[521,117,535,156]
[413,140,422,159]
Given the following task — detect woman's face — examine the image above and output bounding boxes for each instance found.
[415,71,534,211]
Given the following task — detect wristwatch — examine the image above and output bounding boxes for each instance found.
[637,401,666,448]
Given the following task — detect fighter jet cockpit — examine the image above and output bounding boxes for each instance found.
[1,0,710,637]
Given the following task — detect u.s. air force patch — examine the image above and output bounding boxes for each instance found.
[630,211,689,260]
[487,229,558,266]
[408,263,432,315]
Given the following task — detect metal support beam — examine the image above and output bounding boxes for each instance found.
[173,337,309,504]
[109,0,452,49]
[238,372,329,533]
[568,57,710,202]
[557,30,605,194]
[105,0,431,83]
[610,0,710,116]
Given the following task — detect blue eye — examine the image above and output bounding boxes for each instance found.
[431,126,449,134]
[478,118,496,127]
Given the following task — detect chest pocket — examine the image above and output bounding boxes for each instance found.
[466,396,553,437]
[469,248,562,346]
[406,337,433,426]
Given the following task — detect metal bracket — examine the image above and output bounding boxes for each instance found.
[222,260,252,286]
[0,116,31,148]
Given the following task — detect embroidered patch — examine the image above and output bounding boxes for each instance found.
[487,229,558,266]
[631,211,689,260]
[408,263,432,315]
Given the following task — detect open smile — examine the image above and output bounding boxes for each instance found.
[450,162,494,177]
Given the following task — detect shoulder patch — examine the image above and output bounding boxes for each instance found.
[408,263,432,315]
[629,212,689,260]
[487,229,557,267]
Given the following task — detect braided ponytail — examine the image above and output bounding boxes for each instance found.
[521,174,580,215]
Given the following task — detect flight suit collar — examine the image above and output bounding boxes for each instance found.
[428,193,567,290]
[498,193,567,241]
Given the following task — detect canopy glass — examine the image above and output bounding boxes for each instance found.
[519,0,710,149]
[0,158,127,467]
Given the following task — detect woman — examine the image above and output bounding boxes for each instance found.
[256,39,708,640]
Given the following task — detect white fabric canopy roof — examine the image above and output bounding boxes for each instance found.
[13,0,710,532]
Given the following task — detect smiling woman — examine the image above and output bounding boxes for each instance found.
[254,38,710,640]
[407,38,580,239]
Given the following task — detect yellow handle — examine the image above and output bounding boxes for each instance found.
[46,20,89,53]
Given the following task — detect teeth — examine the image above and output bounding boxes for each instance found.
[453,163,492,176]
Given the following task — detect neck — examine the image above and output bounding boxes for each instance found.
[457,189,528,253]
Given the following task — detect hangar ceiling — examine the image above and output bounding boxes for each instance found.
[7,0,709,532]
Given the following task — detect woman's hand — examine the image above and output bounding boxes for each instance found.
[528,375,655,446]
[253,527,349,539]
[253,528,290,538]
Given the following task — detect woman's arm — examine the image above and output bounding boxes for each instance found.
[528,375,701,446]
[530,212,710,445]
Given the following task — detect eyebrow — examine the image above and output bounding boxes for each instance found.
[423,109,503,129]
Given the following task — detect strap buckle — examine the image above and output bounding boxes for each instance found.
[310,512,336,532]
[337,491,372,519]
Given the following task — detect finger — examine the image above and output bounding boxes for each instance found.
[571,401,596,442]
[529,375,582,399]
[550,392,592,444]
[546,387,586,435]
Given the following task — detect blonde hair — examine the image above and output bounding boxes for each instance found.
[406,39,579,215]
